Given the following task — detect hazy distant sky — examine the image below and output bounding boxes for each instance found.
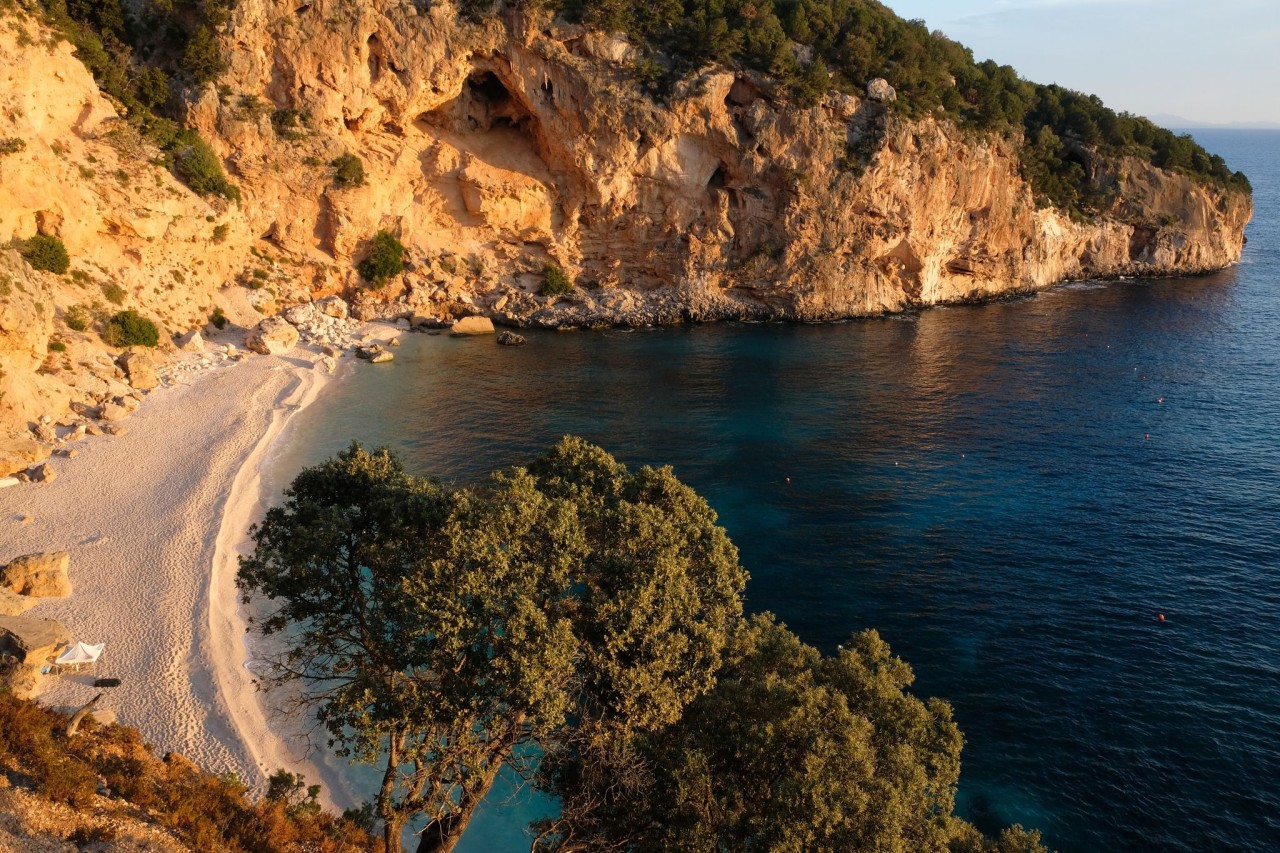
[882,0,1280,125]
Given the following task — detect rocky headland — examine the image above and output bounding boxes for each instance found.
[0,0,1253,464]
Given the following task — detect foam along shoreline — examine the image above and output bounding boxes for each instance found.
[0,330,395,802]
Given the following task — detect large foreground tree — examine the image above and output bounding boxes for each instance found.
[240,437,1044,853]
[238,438,746,853]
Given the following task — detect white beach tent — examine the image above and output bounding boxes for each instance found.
[54,642,105,673]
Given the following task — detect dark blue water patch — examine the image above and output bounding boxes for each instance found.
[265,131,1280,852]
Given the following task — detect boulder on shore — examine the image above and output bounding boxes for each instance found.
[0,437,48,477]
[245,317,300,355]
[27,462,56,484]
[316,295,349,319]
[0,615,72,697]
[0,588,33,617]
[451,316,496,336]
[118,350,158,391]
[0,551,72,598]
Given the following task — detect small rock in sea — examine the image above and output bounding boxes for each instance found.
[389,337,401,347]
[497,331,527,346]
[451,316,496,336]
[356,344,394,364]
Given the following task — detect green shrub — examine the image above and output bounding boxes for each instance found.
[212,223,229,243]
[540,263,574,296]
[136,66,171,111]
[357,230,406,287]
[271,108,308,139]
[48,340,67,353]
[103,309,160,348]
[209,306,228,329]
[0,137,25,156]
[331,152,365,188]
[173,132,241,201]
[65,304,91,331]
[181,25,225,85]
[102,282,127,305]
[18,234,70,275]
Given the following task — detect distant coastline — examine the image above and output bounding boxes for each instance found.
[1151,114,1280,131]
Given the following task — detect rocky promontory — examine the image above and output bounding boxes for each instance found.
[0,0,1253,450]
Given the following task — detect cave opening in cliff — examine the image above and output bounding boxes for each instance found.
[417,68,552,180]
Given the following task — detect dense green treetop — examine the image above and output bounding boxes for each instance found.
[239,439,1047,853]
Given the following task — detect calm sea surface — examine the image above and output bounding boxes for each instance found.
[262,129,1280,852]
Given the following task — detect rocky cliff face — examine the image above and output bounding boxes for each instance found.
[0,1,1253,447]
[192,0,1249,326]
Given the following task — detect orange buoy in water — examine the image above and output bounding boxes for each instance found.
[785,477,791,485]
[1158,613,1166,622]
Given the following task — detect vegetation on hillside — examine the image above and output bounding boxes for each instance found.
[23,0,241,201]
[0,687,377,851]
[239,439,1049,853]
[357,230,407,287]
[18,234,70,275]
[102,308,160,347]
[551,0,1249,215]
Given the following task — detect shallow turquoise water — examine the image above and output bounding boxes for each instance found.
[261,130,1280,852]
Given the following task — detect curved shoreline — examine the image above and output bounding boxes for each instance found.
[205,351,334,796]
[0,332,395,804]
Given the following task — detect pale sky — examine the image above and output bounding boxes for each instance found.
[882,0,1280,125]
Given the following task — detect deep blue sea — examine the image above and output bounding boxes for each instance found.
[263,129,1280,852]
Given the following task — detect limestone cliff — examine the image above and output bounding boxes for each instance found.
[0,1,1253,454]
[190,0,1248,328]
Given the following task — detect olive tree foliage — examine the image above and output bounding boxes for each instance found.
[535,615,1048,853]
[237,438,747,853]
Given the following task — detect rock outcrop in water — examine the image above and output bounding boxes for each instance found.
[0,1,1253,442]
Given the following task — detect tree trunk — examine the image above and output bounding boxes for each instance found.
[384,815,404,853]
[414,762,504,853]
[65,693,102,737]
[380,728,406,853]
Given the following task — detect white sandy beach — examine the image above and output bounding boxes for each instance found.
[0,340,382,801]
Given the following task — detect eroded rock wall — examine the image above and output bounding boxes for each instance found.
[195,0,1249,326]
[0,1,1253,440]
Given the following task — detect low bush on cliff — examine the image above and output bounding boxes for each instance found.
[102,309,159,347]
[540,263,574,296]
[332,152,366,188]
[173,131,241,202]
[0,688,378,852]
[358,230,406,288]
[18,234,70,275]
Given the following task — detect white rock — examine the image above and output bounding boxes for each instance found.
[245,317,300,355]
[450,316,496,336]
[867,78,897,103]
